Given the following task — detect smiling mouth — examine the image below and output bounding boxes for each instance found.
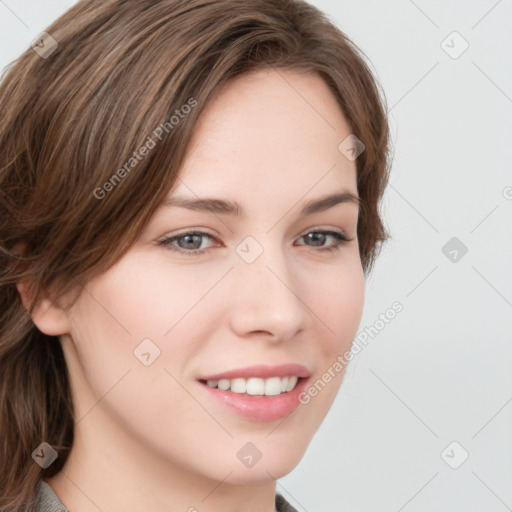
[199,376,300,396]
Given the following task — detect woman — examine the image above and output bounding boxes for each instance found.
[0,0,390,510]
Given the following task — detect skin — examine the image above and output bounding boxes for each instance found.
[20,68,365,512]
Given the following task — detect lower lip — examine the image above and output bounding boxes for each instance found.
[198,378,309,422]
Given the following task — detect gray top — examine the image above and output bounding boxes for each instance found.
[34,481,68,512]
[34,479,298,511]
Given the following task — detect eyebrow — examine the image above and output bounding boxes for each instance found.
[161,191,360,217]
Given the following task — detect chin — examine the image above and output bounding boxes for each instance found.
[220,454,305,485]
[222,434,312,484]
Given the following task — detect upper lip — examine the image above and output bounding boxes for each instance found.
[199,364,310,381]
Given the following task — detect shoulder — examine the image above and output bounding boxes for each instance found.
[33,480,69,512]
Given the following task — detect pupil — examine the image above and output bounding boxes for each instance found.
[180,234,201,249]
[307,233,325,246]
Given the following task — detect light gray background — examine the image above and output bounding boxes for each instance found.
[1,1,511,511]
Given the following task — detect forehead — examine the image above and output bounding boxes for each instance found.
[171,68,357,201]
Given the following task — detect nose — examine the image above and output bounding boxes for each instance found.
[228,240,311,342]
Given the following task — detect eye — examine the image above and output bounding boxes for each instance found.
[159,231,217,256]
[159,229,352,256]
[296,230,352,252]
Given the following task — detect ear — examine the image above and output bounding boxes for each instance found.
[17,278,71,336]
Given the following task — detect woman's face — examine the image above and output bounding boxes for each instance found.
[58,68,364,484]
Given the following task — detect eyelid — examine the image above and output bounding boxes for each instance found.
[298,224,352,238]
[159,229,219,246]
[159,225,352,242]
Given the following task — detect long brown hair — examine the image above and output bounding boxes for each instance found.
[0,0,390,509]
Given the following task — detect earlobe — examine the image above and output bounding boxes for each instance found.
[16,279,71,336]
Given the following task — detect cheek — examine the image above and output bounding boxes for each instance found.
[79,251,229,340]
[289,262,364,441]
[66,252,231,407]
[305,255,365,354]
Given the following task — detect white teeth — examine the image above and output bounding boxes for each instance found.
[286,376,298,392]
[246,377,265,395]
[230,378,247,393]
[218,379,230,391]
[204,375,300,395]
[265,377,282,396]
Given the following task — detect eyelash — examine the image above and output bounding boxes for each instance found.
[158,229,352,256]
